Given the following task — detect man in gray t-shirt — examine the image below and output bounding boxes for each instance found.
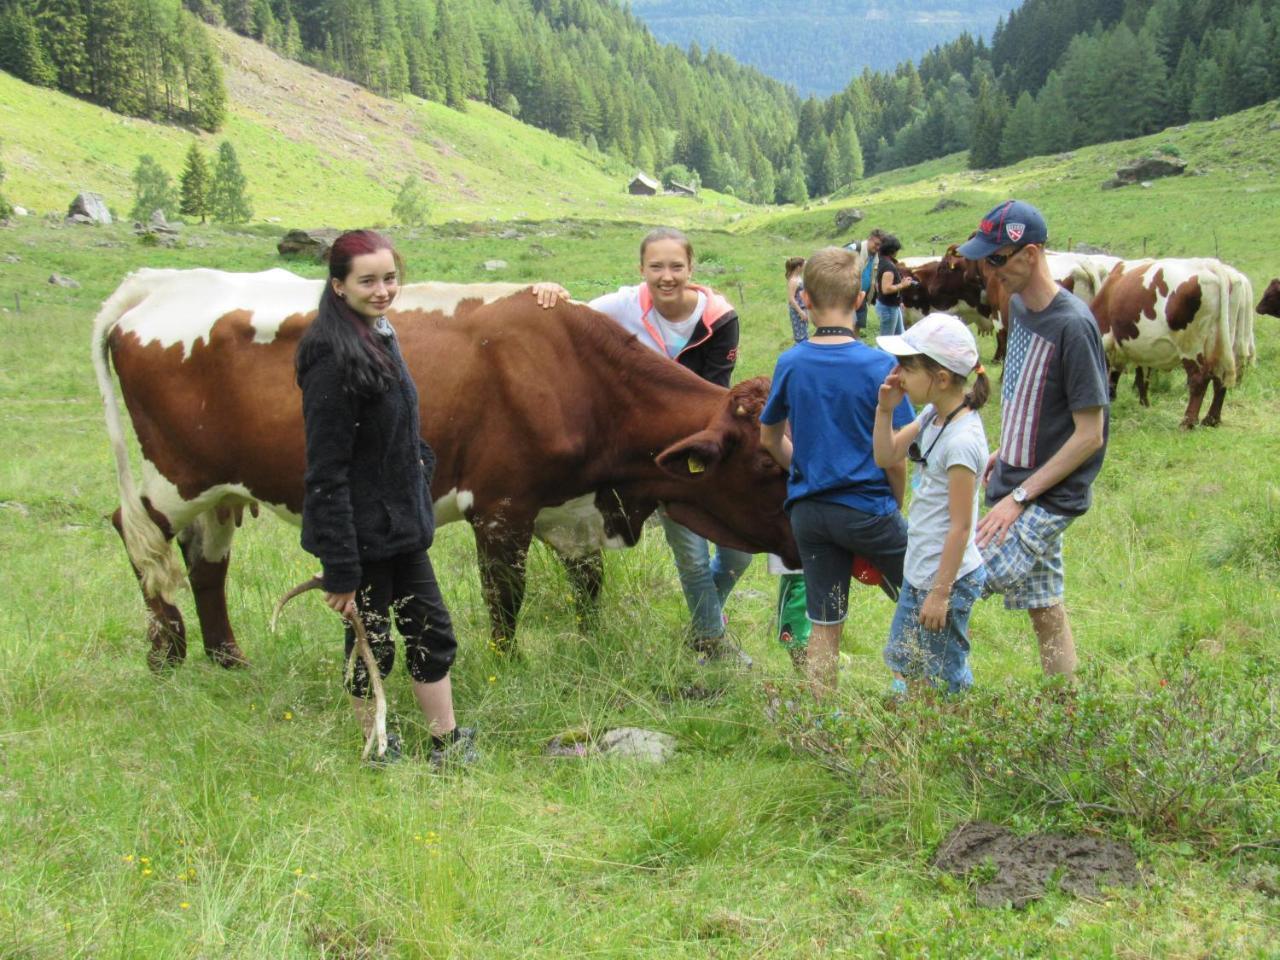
[956,200,1109,678]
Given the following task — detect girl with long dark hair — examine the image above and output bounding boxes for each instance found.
[296,229,475,766]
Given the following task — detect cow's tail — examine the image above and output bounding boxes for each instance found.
[92,273,186,604]
[1230,269,1256,381]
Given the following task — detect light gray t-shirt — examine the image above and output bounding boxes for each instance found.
[905,405,989,590]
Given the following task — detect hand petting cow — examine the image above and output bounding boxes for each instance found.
[93,269,798,672]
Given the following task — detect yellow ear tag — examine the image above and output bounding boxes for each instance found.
[688,455,706,474]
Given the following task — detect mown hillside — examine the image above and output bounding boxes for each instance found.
[0,28,750,226]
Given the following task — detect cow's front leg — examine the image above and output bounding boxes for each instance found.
[112,507,187,671]
[1108,366,1123,402]
[178,509,248,668]
[1200,376,1227,427]
[472,515,535,653]
[554,548,604,626]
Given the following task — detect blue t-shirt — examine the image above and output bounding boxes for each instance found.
[761,340,914,513]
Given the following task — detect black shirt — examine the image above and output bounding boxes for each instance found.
[298,321,437,593]
[876,259,903,307]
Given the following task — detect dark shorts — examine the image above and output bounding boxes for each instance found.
[788,499,907,624]
[346,550,457,696]
[855,305,868,331]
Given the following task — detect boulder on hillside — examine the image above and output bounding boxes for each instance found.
[834,208,865,233]
[598,727,677,763]
[49,273,80,288]
[67,192,112,225]
[929,197,966,214]
[1106,155,1187,189]
[483,259,508,271]
[277,228,342,261]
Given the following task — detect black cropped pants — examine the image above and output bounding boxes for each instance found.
[345,550,457,696]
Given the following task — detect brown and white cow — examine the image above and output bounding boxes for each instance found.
[899,248,993,333]
[1258,278,1280,317]
[1088,258,1256,428]
[93,268,799,670]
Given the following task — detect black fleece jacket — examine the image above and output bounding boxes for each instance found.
[298,323,437,593]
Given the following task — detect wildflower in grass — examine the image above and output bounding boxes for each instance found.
[283,711,293,721]
[122,854,134,863]
[487,675,496,684]
[293,867,304,876]
[140,857,150,864]
[180,902,190,910]
[142,868,153,876]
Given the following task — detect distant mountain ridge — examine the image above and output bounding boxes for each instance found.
[630,0,1021,96]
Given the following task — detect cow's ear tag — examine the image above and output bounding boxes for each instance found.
[687,455,707,474]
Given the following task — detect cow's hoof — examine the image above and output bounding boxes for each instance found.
[1178,420,1196,431]
[207,644,249,669]
[1200,416,1221,428]
[146,645,184,673]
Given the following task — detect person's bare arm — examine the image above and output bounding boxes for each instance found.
[977,406,1105,547]
[760,420,792,471]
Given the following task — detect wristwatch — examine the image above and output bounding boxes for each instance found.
[1011,485,1031,505]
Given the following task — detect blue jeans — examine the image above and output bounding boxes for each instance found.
[884,566,986,694]
[875,302,904,338]
[657,508,753,640]
[855,305,868,332]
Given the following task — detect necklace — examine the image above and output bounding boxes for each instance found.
[908,401,968,468]
[813,325,854,337]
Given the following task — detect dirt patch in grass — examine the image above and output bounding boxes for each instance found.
[934,821,1141,908]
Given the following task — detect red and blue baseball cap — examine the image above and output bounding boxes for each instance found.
[956,200,1049,260]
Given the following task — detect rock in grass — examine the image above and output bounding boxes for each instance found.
[598,727,676,763]
[67,192,111,224]
[49,273,80,288]
[483,259,508,271]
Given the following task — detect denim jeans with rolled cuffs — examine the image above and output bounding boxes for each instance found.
[884,566,986,694]
[657,507,753,641]
[875,302,905,339]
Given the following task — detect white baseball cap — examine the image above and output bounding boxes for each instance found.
[877,312,980,376]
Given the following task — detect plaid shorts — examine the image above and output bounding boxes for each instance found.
[979,503,1074,610]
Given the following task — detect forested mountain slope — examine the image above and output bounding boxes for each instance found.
[0,27,750,225]
[630,0,1019,96]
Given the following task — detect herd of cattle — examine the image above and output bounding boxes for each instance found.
[91,257,1278,671]
[898,248,1276,430]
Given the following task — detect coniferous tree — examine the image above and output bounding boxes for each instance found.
[1189,56,1225,120]
[34,0,91,96]
[1000,92,1038,165]
[0,4,57,87]
[1231,3,1275,109]
[209,140,252,223]
[1033,70,1073,154]
[779,144,808,205]
[835,113,864,186]
[179,142,211,223]
[130,154,177,221]
[1167,39,1199,124]
[968,72,1008,169]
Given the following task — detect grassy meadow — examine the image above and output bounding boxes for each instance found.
[1,77,1279,957]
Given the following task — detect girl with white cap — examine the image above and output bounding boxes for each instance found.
[873,313,991,695]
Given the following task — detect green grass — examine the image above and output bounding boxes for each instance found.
[1,88,1279,956]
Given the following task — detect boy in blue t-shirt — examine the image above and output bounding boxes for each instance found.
[760,246,914,703]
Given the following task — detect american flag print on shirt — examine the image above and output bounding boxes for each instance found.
[999,323,1056,468]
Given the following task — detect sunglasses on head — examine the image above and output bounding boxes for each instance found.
[985,244,1031,267]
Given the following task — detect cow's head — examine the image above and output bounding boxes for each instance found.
[653,377,799,567]
[1258,278,1280,318]
[919,246,987,310]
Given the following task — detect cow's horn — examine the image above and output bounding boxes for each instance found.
[735,404,747,416]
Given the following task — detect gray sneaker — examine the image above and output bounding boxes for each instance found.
[430,726,479,771]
